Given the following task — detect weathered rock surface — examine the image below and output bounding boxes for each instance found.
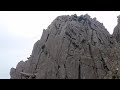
[10,14,120,79]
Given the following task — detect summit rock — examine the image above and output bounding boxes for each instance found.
[10,14,120,79]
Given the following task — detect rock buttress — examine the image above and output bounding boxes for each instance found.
[10,14,120,79]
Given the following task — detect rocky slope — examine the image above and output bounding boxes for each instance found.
[10,14,120,79]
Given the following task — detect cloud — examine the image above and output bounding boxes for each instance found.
[0,16,35,78]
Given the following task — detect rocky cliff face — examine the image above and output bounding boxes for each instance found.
[10,14,120,79]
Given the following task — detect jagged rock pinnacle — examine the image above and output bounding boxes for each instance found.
[117,15,120,24]
[10,14,120,79]
[113,15,120,43]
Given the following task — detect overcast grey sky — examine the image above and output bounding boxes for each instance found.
[0,11,120,79]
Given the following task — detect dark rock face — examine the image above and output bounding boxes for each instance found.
[10,14,120,79]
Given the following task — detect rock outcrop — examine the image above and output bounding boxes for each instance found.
[10,14,120,79]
